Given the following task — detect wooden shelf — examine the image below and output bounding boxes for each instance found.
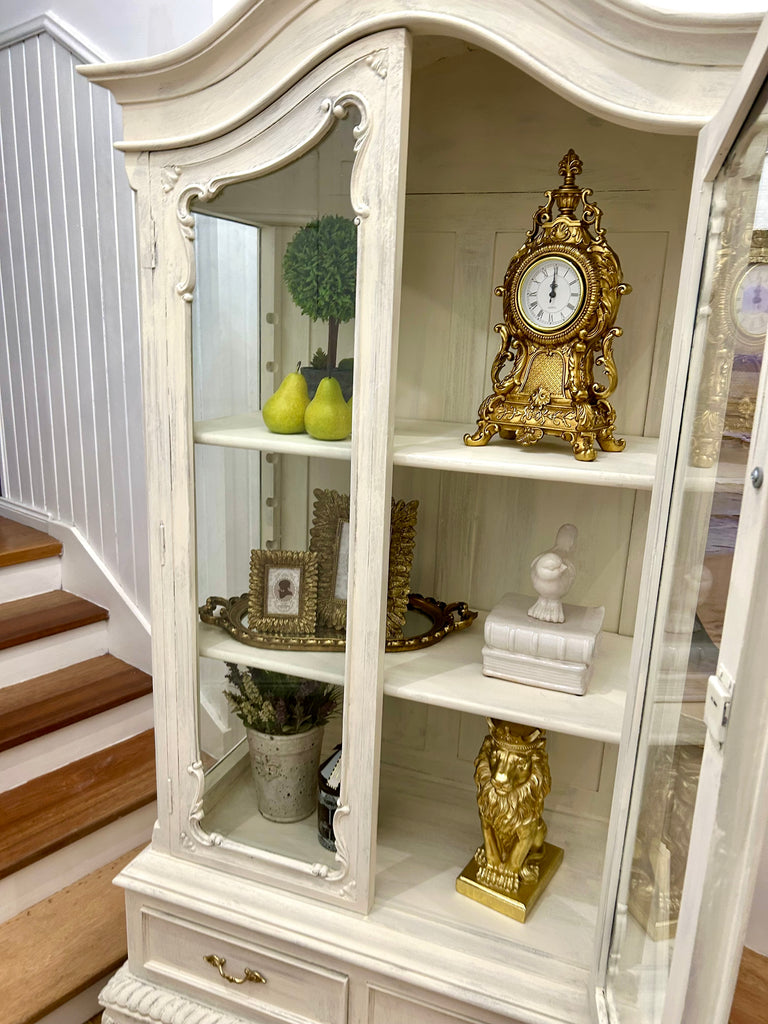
[384,613,629,743]
[195,756,605,1001]
[393,419,658,489]
[200,749,337,871]
[194,413,352,460]
[194,412,658,488]
[199,612,630,743]
[374,764,607,982]
[198,622,347,684]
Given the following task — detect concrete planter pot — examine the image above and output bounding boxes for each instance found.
[300,367,353,401]
[246,725,324,822]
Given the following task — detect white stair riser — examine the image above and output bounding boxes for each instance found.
[0,695,154,791]
[0,622,109,688]
[0,802,156,924]
[33,978,105,1024]
[0,557,62,601]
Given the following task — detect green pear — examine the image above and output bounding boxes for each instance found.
[262,368,309,434]
[305,376,352,441]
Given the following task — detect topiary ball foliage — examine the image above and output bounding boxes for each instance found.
[282,215,357,325]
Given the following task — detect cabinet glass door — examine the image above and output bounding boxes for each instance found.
[604,74,768,1024]
[192,116,356,870]
[148,29,411,909]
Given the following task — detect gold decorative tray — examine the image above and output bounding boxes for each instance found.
[199,592,477,652]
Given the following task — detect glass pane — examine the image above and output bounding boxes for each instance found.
[605,87,768,1022]
[190,115,358,868]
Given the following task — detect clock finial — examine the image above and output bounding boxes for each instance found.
[555,150,583,216]
[558,149,582,185]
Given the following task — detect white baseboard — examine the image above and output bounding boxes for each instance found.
[0,500,152,675]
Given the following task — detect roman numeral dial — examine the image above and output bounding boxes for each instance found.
[517,256,585,334]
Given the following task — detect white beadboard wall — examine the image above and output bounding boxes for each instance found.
[0,17,149,616]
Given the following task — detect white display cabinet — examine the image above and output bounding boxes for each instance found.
[80,4,768,1023]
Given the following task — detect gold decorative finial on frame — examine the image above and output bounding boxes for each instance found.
[558,148,583,184]
[554,149,583,216]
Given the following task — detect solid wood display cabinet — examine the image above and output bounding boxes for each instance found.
[81,4,768,1023]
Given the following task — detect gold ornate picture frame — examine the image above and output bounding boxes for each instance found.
[248,549,318,636]
[309,490,350,632]
[387,498,419,638]
[309,489,418,638]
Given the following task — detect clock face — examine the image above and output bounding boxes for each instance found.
[733,263,768,342]
[517,255,586,334]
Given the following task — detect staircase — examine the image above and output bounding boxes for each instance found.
[0,517,156,1024]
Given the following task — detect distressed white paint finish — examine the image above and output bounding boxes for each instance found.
[124,31,411,916]
[597,18,768,1024]
[118,842,594,1024]
[0,19,148,618]
[80,6,768,1024]
[80,0,761,146]
[669,25,768,1017]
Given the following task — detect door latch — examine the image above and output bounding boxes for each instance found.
[704,671,732,746]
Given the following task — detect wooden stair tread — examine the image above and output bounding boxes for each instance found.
[0,590,108,651]
[0,845,142,1024]
[0,655,153,752]
[0,730,156,879]
[0,517,62,567]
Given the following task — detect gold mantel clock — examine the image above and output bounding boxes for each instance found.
[465,151,631,462]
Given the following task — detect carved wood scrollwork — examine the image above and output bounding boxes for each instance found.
[169,89,371,304]
[183,760,224,849]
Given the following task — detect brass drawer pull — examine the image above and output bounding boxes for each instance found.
[204,953,266,985]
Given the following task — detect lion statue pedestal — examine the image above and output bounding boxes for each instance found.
[456,719,563,922]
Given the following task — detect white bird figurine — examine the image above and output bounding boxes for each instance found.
[528,524,578,623]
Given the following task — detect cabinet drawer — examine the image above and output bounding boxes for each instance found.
[368,988,525,1024]
[140,907,348,1024]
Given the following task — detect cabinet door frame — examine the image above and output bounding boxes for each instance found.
[593,13,768,1023]
[132,28,411,913]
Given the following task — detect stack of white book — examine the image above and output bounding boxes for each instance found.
[482,592,605,696]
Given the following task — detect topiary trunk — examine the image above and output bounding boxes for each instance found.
[327,317,339,372]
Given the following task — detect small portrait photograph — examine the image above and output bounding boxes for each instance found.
[248,549,318,636]
[267,566,301,616]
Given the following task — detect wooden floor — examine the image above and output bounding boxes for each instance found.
[730,947,768,1024]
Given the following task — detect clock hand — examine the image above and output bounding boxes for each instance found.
[549,267,558,301]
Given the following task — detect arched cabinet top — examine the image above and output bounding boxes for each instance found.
[78,0,764,149]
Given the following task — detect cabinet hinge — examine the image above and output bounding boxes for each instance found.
[704,668,733,746]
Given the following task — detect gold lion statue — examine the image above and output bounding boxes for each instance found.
[472,719,552,895]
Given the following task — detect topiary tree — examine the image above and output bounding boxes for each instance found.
[282,214,357,372]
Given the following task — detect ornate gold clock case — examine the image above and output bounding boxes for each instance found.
[465,151,631,462]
